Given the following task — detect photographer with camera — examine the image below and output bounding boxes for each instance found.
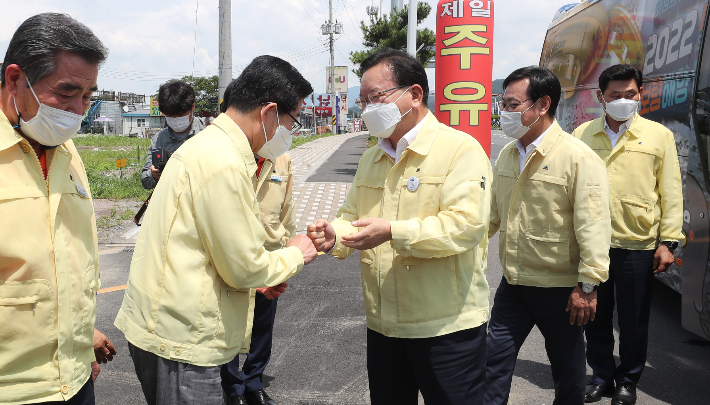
[140,79,205,189]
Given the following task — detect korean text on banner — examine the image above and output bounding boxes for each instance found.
[435,0,494,156]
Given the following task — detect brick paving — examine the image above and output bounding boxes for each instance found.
[288,132,366,233]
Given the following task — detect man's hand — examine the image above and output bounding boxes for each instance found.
[653,244,675,274]
[566,286,598,326]
[91,361,100,382]
[257,282,289,300]
[306,219,335,252]
[286,234,317,265]
[150,165,162,180]
[93,329,117,364]
[340,218,392,250]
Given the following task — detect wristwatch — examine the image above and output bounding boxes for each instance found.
[660,240,678,253]
[578,282,598,294]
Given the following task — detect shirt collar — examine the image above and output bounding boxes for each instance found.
[377,112,426,159]
[516,124,550,157]
[603,113,634,135]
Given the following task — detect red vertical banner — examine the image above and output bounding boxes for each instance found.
[435,0,494,157]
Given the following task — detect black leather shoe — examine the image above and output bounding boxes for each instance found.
[224,394,248,405]
[585,383,615,403]
[245,389,277,405]
[611,383,637,405]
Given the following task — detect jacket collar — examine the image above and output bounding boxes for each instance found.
[589,113,641,140]
[406,111,438,157]
[532,120,563,157]
[211,113,258,178]
[0,109,24,152]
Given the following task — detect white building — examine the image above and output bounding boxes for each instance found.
[122,109,166,137]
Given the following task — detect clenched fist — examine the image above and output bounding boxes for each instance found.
[307,219,335,252]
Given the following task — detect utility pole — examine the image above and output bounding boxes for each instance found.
[329,0,335,133]
[218,0,231,104]
[322,1,342,134]
[407,0,416,56]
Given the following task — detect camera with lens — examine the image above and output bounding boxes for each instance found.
[151,147,171,171]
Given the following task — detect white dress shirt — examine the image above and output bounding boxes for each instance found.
[516,125,551,172]
[603,114,634,148]
[378,117,426,163]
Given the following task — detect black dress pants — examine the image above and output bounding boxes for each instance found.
[484,278,586,405]
[221,294,279,396]
[585,248,656,386]
[367,324,487,405]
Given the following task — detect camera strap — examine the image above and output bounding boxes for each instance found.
[134,191,153,226]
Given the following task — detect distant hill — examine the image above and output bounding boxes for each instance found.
[492,79,504,96]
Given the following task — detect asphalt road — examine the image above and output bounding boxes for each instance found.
[93,130,710,405]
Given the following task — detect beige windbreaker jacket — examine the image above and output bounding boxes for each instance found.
[114,114,303,367]
[572,114,684,250]
[330,112,492,339]
[489,121,611,287]
[0,112,99,404]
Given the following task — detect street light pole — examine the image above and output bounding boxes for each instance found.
[218,0,231,104]
[407,0,417,56]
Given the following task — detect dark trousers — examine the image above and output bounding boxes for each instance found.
[485,278,586,405]
[367,324,487,405]
[585,248,656,387]
[221,294,278,396]
[30,378,94,405]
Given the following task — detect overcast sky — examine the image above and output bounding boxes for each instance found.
[0,0,573,98]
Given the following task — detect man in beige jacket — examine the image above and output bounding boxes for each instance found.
[485,66,611,405]
[0,13,115,405]
[308,49,492,405]
[114,56,316,405]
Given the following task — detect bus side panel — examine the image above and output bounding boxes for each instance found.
[543,0,710,340]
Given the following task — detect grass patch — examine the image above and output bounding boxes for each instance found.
[79,132,342,200]
[75,136,152,200]
[291,132,335,149]
[87,170,151,200]
[74,135,151,148]
[96,207,136,228]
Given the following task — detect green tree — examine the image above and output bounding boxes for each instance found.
[181,75,219,114]
[349,2,435,79]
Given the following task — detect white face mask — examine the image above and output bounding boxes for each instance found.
[500,99,540,139]
[14,79,84,147]
[361,86,412,138]
[602,96,638,121]
[257,106,292,160]
[166,113,192,133]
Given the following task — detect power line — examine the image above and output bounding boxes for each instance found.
[296,0,321,28]
[191,0,199,76]
[342,0,365,42]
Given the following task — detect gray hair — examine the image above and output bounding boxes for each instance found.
[1,13,108,87]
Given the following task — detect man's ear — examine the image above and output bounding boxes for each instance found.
[538,95,551,116]
[3,64,24,96]
[596,90,604,104]
[409,84,424,109]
